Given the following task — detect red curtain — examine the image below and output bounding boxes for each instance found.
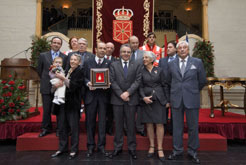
[93,0,154,57]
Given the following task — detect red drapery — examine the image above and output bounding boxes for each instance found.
[93,0,154,56]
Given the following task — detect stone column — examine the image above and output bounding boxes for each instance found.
[35,0,43,37]
[201,0,209,40]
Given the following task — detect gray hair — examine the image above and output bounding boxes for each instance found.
[71,53,82,62]
[120,44,131,52]
[78,38,88,46]
[176,41,189,49]
[144,51,156,62]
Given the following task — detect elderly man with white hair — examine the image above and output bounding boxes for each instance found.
[166,41,207,164]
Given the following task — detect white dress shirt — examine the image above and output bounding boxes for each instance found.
[95,56,104,64]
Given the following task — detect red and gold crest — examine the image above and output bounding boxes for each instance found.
[112,6,134,44]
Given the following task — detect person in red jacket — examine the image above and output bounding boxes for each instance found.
[140,32,162,66]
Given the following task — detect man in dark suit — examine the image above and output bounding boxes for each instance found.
[166,41,207,164]
[109,44,142,160]
[66,38,94,70]
[37,36,67,137]
[128,35,146,137]
[159,41,177,135]
[84,41,111,157]
[105,42,117,136]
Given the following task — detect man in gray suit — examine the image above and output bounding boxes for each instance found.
[128,36,146,137]
[109,44,142,159]
[37,37,67,137]
[166,41,206,164]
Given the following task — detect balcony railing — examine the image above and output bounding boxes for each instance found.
[45,16,201,38]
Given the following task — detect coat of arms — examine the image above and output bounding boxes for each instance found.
[113,6,134,44]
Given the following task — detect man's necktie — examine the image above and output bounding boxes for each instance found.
[169,56,174,62]
[123,62,128,78]
[107,56,109,60]
[131,51,135,61]
[98,59,101,65]
[181,59,186,77]
[52,52,57,60]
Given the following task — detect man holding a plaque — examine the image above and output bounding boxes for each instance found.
[109,44,142,159]
[84,41,111,158]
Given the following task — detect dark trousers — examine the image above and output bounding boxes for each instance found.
[113,104,136,151]
[135,106,144,132]
[124,106,144,133]
[85,97,107,150]
[172,102,199,156]
[106,103,114,133]
[41,94,53,131]
[57,104,80,153]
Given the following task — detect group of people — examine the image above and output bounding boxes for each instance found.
[37,32,206,164]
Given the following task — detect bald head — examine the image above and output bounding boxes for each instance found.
[106,42,115,56]
[128,36,139,51]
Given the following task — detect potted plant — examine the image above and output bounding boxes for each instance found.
[30,36,50,68]
[0,74,30,122]
[192,40,215,77]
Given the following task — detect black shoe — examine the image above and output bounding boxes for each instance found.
[129,150,137,159]
[51,151,63,158]
[168,153,182,160]
[137,131,146,137]
[157,150,165,162]
[38,130,50,137]
[97,148,109,157]
[147,146,155,158]
[86,149,94,158]
[68,152,78,160]
[108,150,122,159]
[188,154,200,164]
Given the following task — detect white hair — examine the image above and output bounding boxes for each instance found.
[78,38,88,46]
[176,41,189,49]
[144,51,156,62]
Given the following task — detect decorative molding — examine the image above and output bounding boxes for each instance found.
[143,0,150,38]
[43,32,69,43]
[96,0,103,42]
[179,33,203,41]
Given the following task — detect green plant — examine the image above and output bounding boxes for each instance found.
[193,40,215,77]
[0,74,30,122]
[30,36,50,68]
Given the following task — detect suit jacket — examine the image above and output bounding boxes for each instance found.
[84,57,111,104]
[64,67,84,112]
[110,60,142,106]
[135,49,144,60]
[37,51,67,94]
[66,51,95,71]
[105,56,118,62]
[166,56,207,109]
[159,54,178,72]
[139,67,168,106]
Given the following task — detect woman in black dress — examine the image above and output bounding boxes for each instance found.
[51,54,84,159]
[139,51,168,162]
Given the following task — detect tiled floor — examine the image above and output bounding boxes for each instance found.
[0,139,246,165]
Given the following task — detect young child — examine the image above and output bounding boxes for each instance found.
[49,57,65,105]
